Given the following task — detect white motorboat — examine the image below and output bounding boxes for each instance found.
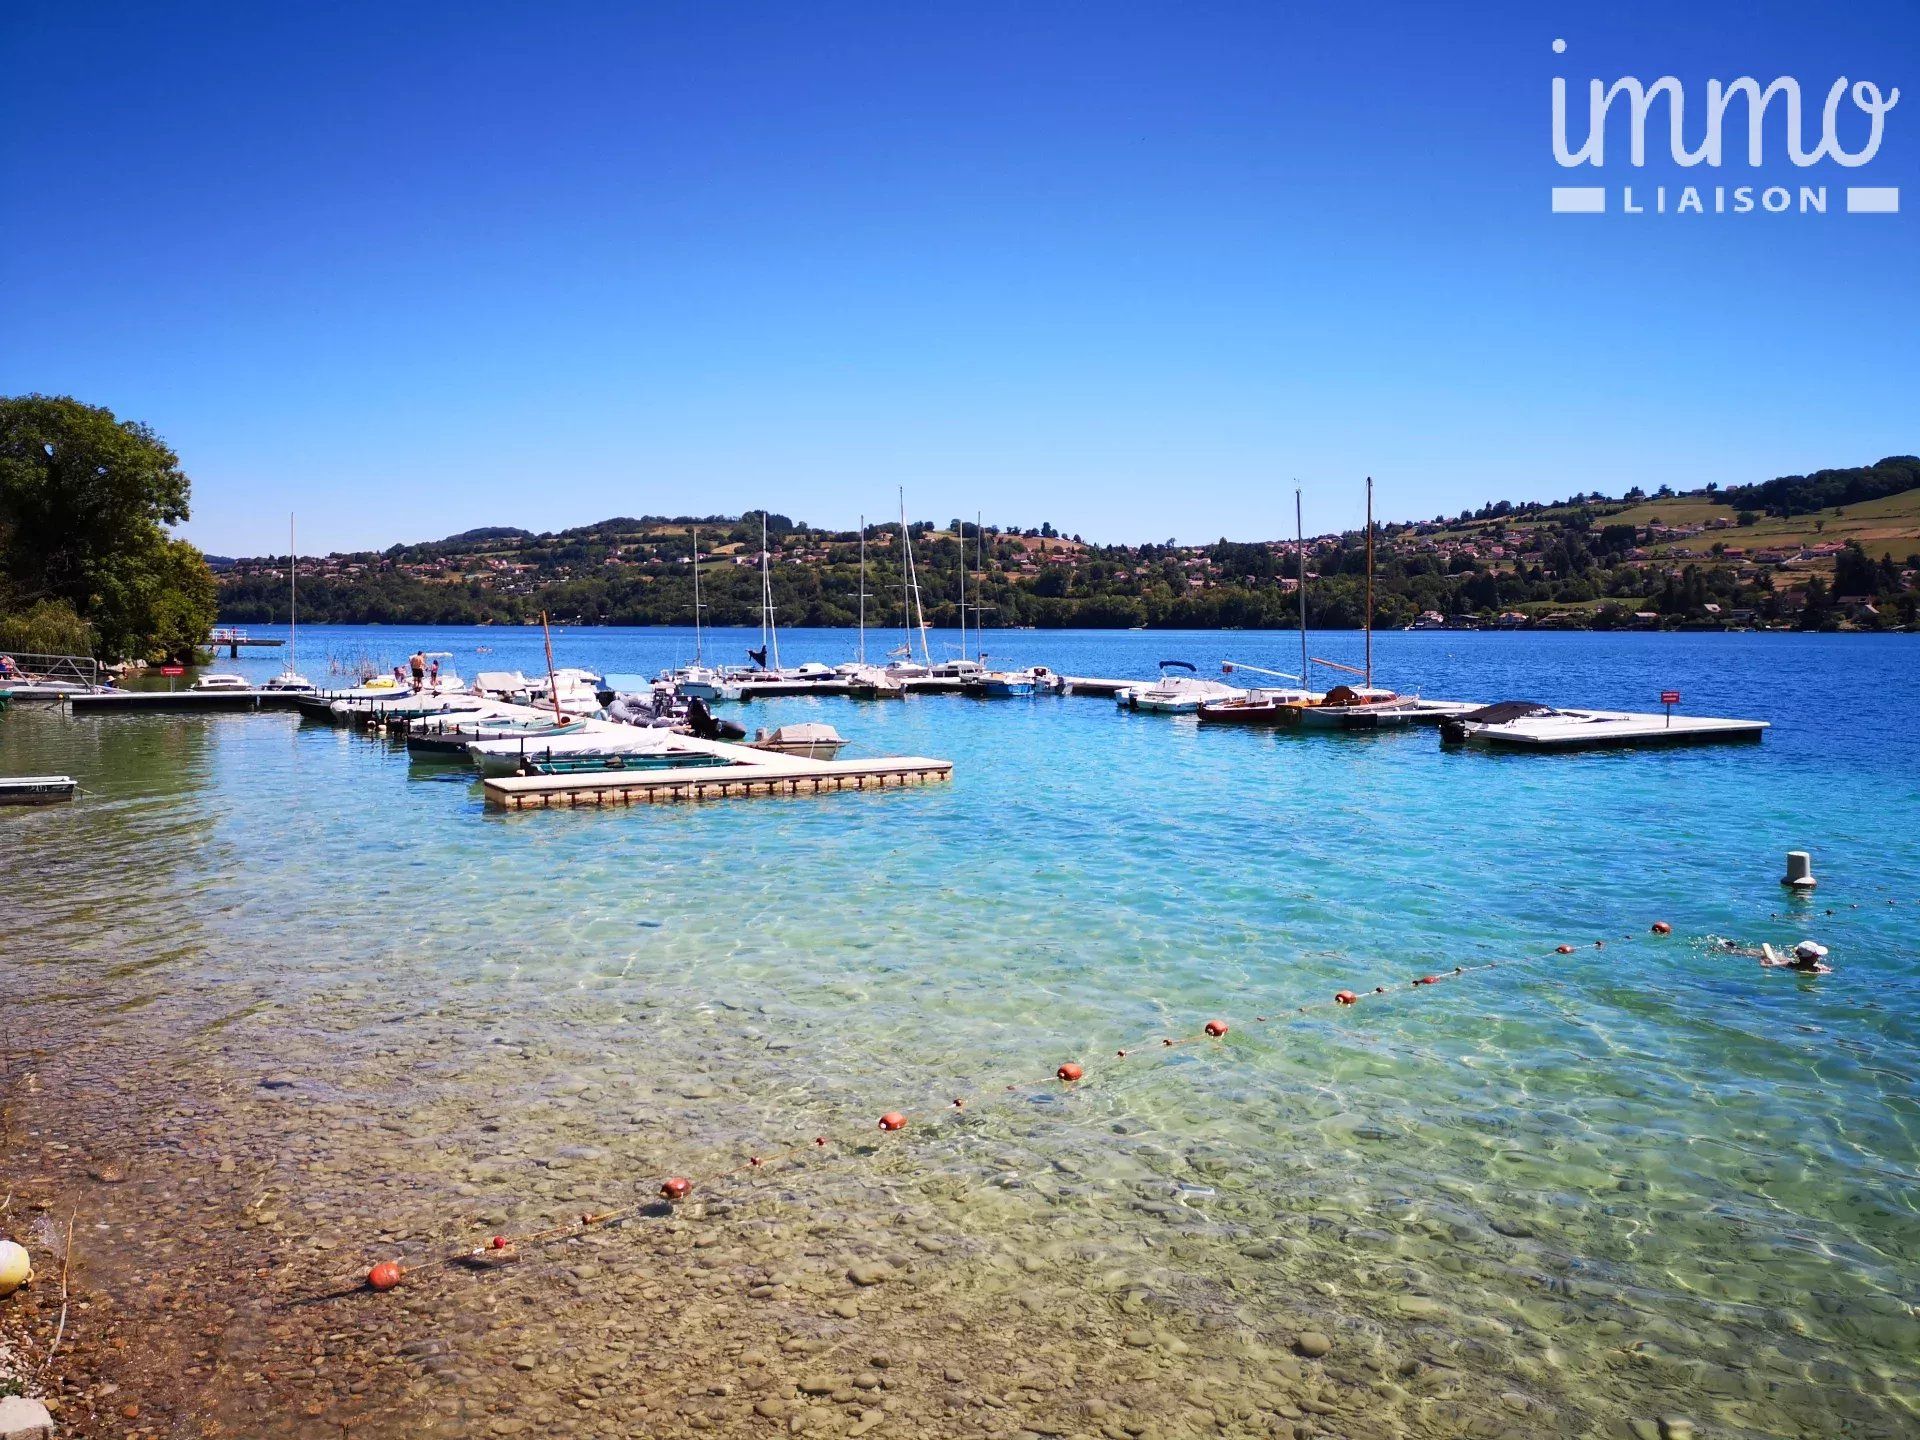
[928,658,986,682]
[1117,661,1244,713]
[670,664,742,702]
[189,673,252,692]
[0,679,104,702]
[750,722,847,759]
[472,670,533,701]
[0,774,77,806]
[837,663,905,698]
[261,671,314,694]
[519,666,607,717]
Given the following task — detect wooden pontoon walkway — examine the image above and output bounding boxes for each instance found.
[484,751,953,809]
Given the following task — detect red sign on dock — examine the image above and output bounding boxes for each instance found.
[1660,690,1680,705]
[160,665,184,677]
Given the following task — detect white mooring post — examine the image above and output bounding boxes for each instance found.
[1781,851,1816,891]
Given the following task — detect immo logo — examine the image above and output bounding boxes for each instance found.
[1549,38,1900,216]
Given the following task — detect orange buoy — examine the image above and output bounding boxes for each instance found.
[1056,1063,1084,1082]
[1335,990,1358,1006]
[489,1235,509,1250]
[1651,921,1672,935]
[951,1097,966,1109]
[1555,945,1574,955]
[367,1261,404,1292]
[878,1112,908,1131]
[660,1177,692,1201]
[1414,976,1437,986]
[814,1136,828,1147]
[1204,1019,1229,1038]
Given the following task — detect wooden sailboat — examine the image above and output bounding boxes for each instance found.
[1200,487,1318,724]
[1286,477,1423,729]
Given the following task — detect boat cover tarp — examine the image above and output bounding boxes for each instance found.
[1459,700,1556,724]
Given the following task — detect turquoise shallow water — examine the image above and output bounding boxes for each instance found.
[5,625,1918,1435]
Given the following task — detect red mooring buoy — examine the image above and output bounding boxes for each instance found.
[1555,945,1575,954]
[1057,1063,1084,1082]
[878,1112,908,1131]
[660,1177,692,1201]
[1651,921,1672,935]
[1335,990,1358,1006]
[1204,1019,1229,1037]
[367,1261,404,1292]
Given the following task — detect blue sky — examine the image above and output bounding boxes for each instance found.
[2,1,1914,555]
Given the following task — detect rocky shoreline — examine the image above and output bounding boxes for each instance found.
[0,975,1607,1440]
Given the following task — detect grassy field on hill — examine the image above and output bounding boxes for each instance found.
[1632,490,1920,558]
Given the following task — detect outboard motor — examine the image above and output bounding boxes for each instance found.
[686,696,721,740]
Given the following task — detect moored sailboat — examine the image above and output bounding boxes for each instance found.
[1277,477,1425,729]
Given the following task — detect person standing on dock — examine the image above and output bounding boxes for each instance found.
[409,650,427,691]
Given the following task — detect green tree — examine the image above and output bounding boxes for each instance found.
[0,395,217,660]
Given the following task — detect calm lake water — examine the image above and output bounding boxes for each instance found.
[5,626,1917,1438]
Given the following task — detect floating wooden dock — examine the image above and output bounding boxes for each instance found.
[1447,708,1768,751]
[484,753,953,808]
[67,689,307,714]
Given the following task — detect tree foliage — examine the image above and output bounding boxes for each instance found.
[0,395,218,660]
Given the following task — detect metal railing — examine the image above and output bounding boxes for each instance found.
[0,649,101,687]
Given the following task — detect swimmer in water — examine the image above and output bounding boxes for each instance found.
[1760,940,1832,975]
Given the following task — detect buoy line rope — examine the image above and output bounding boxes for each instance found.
[334,921,1679,1299]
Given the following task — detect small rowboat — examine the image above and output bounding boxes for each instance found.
[0,775,78,806]
[750,722,848,759]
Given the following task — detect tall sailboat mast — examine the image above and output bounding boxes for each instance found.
[287,512,297,678]
[976,509,985,662]
[899,491,911,659]
[956,517,966,661]
[898,488,930,664]
[760,513,781,670]
[857,515,867,665]
[691,528,703,666]
[1364,476,1374,690]
[1295,488,1307,688]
